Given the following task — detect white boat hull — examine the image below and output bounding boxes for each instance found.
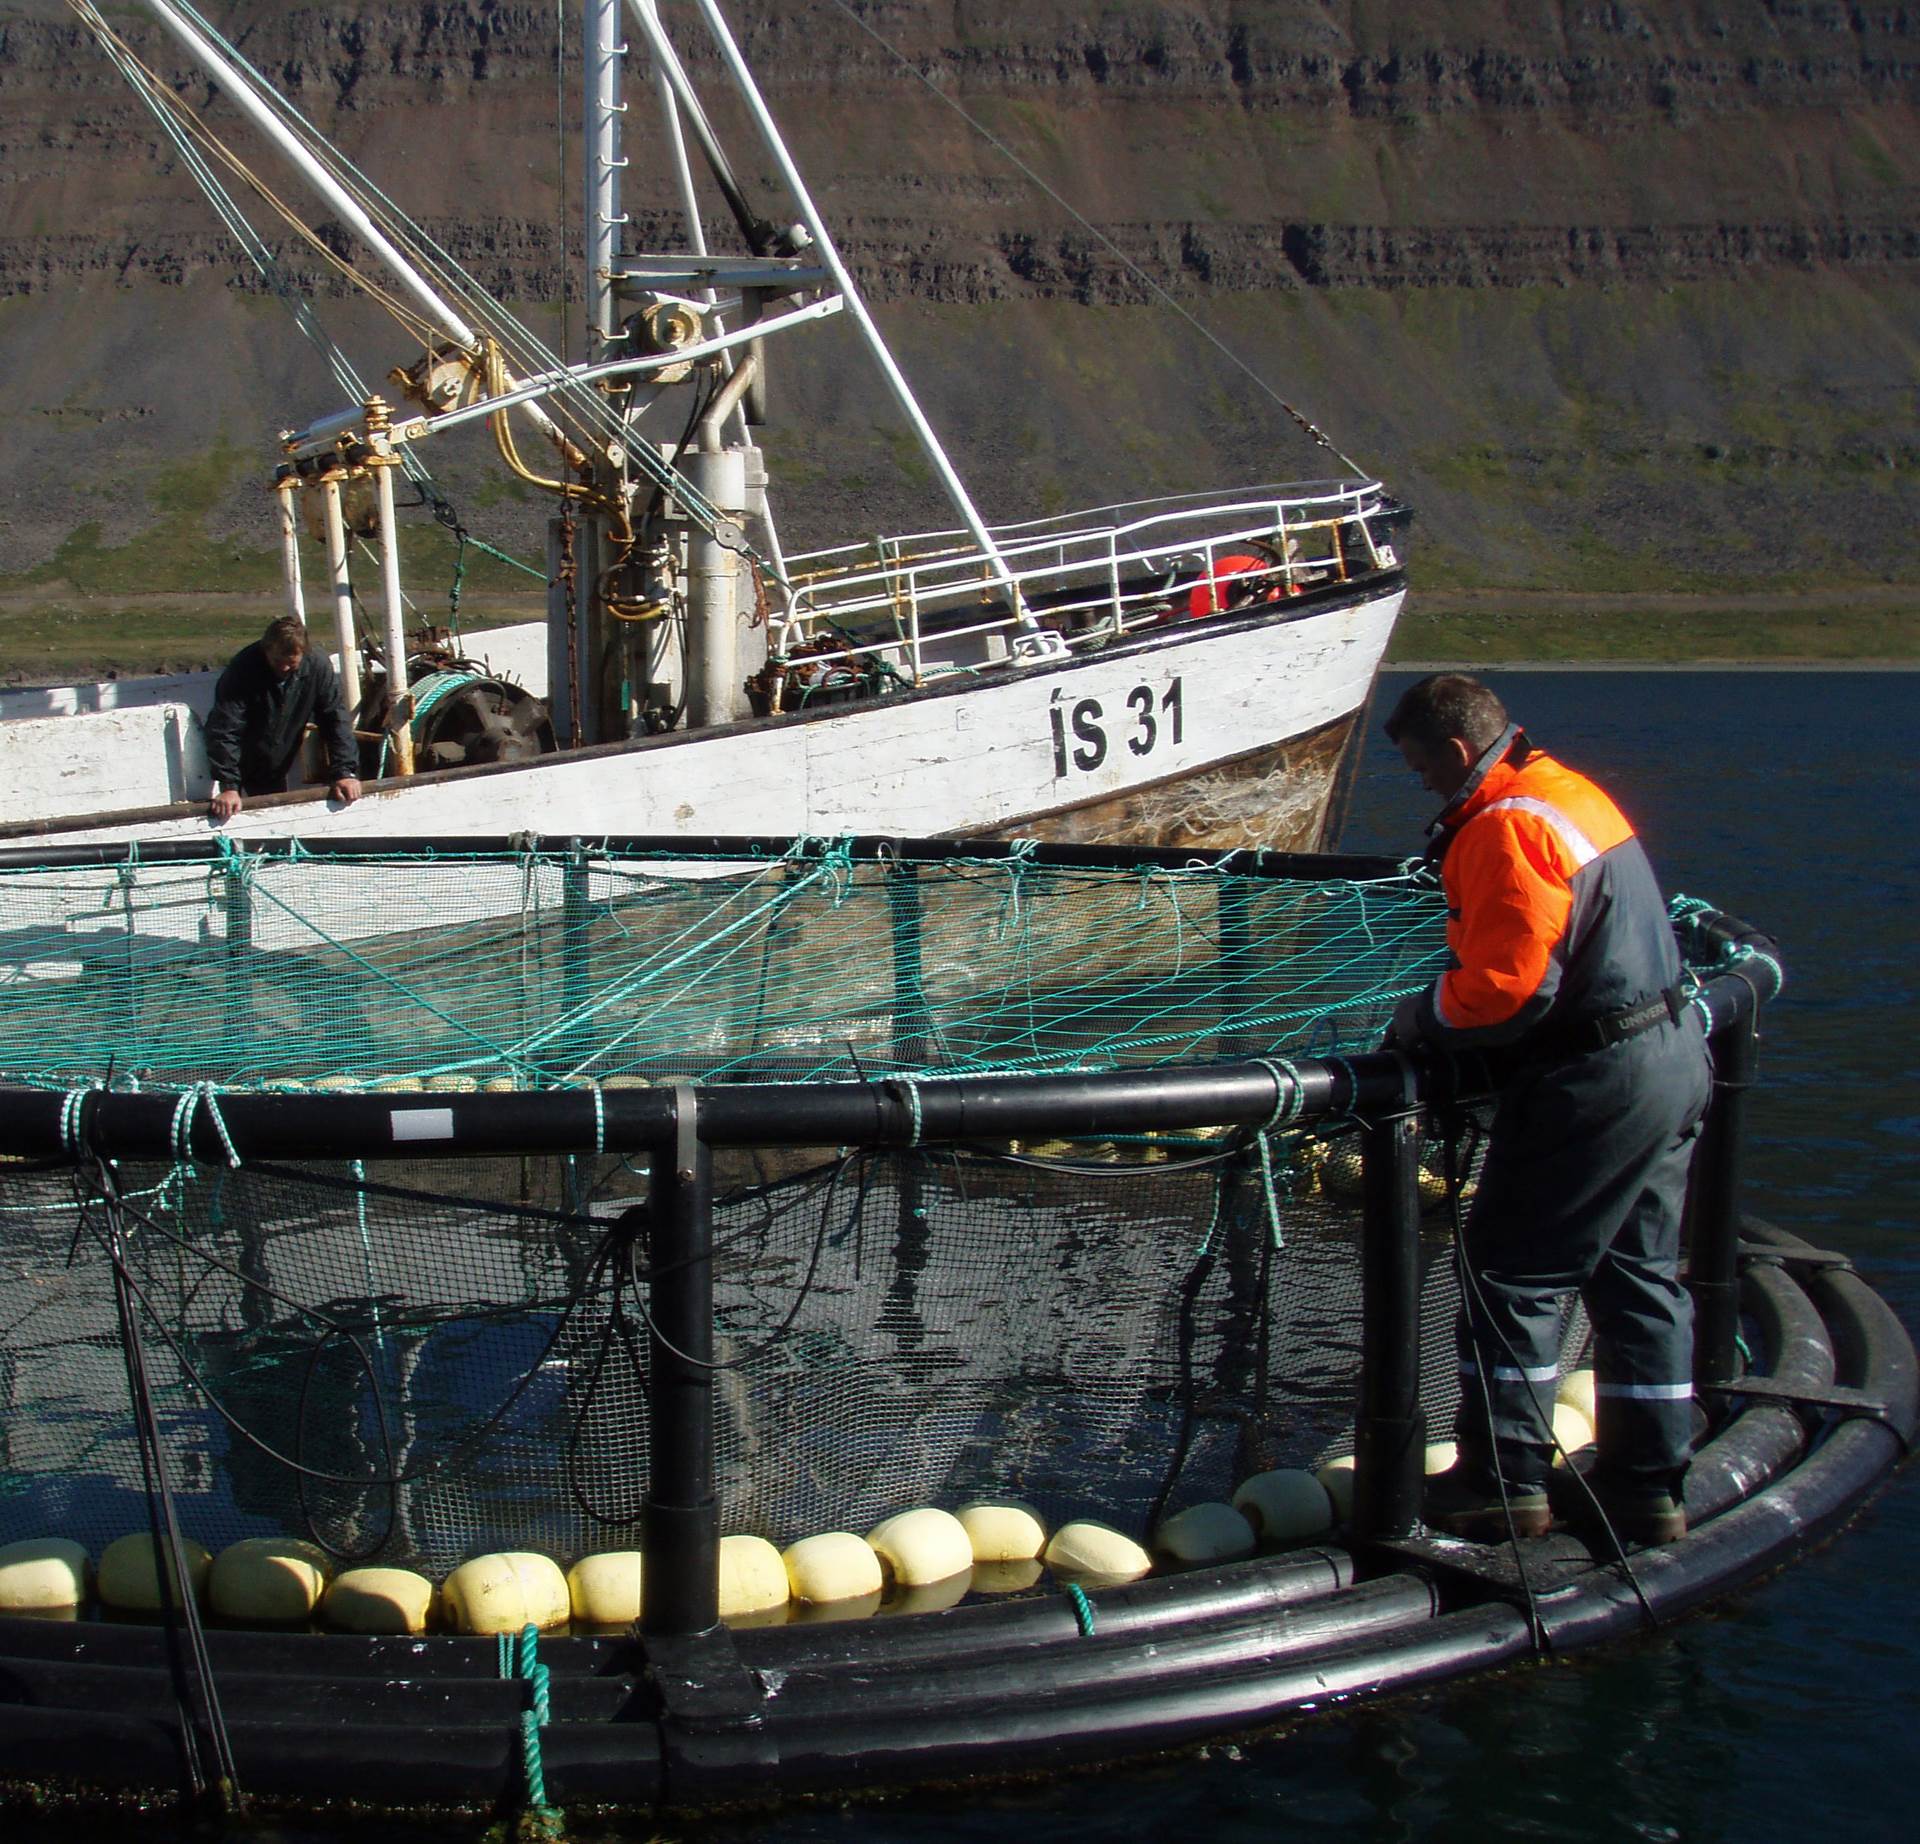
[1,583,1401,852]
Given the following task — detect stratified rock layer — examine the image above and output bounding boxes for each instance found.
[1,2,1915,593]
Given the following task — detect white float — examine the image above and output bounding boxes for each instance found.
[568,1551,645,1625]
[718,1534,789,1617]
[866,1508,974,1586]
[1042,1521,1151,1582]
[1552,1401,1595,1463]
[97,1532,212,1612]
[1314,1455,1357,1524]
[956,1502,1046,1563]
[782,1532,883,1605]
[323,1567,436,1635]
[441,1552,571,1634]
[209,1536,332,1622]
[1558,1367,1598,1426]
[0,1537,90,1612]
[1231,1469,1335,1544]
[1154,1501,1258,1563]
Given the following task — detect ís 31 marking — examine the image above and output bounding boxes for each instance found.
[1049,679,1184,777]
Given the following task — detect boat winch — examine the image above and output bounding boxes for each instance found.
[355,659,556,776]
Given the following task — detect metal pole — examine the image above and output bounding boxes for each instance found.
[1354,1073,1425,1541]
[684,448,747,727]
[363,400,413,775]
[642,1088,719,1636]
[586,0,626,359]
[1688,983,1760,1389]
[682,0,1037,627]
[274,477,305,625]
[318,475,362,712]
[636,0,770,470]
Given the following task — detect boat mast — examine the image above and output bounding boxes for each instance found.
[585,0,627,368]
[681,0,1047,641]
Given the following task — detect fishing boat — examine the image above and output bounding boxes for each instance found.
[0,0,1405,850]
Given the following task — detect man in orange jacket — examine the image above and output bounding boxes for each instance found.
[1385,674,1711,1545]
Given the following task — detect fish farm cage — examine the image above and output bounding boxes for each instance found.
[0,835,1910,1822]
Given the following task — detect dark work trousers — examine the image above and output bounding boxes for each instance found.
[1453,1008,1713,1490]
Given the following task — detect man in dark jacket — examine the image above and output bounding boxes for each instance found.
[204,616,361,821]
[1386,674,1711,1547]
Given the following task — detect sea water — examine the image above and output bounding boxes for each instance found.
[16,670,1918,1843]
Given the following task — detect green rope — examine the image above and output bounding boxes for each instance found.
[377,671,486,778]
[1060,1581,1096,1637]
[447,526,546,647]
[0,843,1660,1098]
[506,1622,559,1823]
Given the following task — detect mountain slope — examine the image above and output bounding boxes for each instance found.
[0,0,1914,633]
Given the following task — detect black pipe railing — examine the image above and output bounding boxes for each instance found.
[1674,910,1781,1391]
[1689,979,1761,1390]
[0,832,1413,883]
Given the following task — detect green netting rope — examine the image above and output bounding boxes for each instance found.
[0,844,1453,1095]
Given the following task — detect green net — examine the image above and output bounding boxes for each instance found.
[0,842,1444,1093]
[2,844,1564,1593]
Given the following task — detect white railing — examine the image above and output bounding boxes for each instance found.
[769,480,1398,693]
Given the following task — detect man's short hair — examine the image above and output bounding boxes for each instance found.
[1383,674,1508,755]
[262,614,309,662]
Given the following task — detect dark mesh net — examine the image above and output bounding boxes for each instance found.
[0,1125,1580,1576]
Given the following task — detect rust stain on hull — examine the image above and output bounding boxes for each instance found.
[984,716,1357,853]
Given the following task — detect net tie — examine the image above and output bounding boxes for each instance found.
[898,1077,924,1147]
[997,838,1040,935]
[168,1083,242,1168]
[1250,1056,1305,1130]
[58,1081,104,1157]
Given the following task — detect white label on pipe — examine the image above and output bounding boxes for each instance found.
[390,1108,456,1143]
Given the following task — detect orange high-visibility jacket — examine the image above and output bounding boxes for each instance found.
[1419,743,1684,1048]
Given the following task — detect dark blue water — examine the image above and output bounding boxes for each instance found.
[17,671,1917,1843]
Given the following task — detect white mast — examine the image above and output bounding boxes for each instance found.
[682,0,1042,632]
[585,0,627,362]
[142,0,476,348]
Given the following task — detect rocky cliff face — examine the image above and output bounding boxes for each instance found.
[1,0,1915,597]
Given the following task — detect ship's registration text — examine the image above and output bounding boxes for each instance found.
[1049,679,1184,777]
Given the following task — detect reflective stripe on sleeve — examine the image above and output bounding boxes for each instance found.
[1594,1381,1694,1401]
